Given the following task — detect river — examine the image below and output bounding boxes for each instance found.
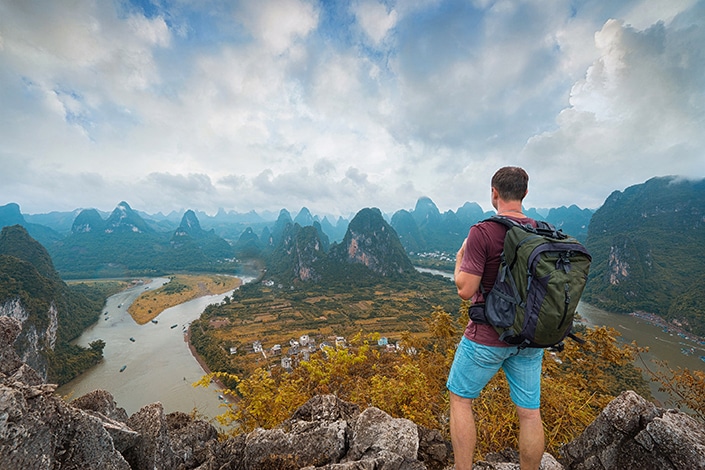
[57,276,254,421]
[60,268,703,421]
[577,301,705,405]
[416,267,705,405]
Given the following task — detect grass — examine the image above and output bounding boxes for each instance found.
[128,274,242,324]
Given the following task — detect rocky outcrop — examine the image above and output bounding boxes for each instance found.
[0,316,450,469]
[0,292,57,382]
[1,315,704,469]
[330,208,415,277]
[561,390,705,469]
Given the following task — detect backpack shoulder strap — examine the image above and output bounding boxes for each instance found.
[483,215,518,229]
[484,215,567,240]
[483,215,535,232]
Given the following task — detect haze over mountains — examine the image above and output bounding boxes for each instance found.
[3,194,593,256]
[0,174,704,398]
[1,175,704,338]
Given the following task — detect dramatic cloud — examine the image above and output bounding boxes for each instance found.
[0,0,702,218]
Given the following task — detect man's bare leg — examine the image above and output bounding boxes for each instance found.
[449,392,476,470]
[516,406,544,470]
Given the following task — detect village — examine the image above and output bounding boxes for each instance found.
[229,334,412,372]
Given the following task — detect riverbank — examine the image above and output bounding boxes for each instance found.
[630,311,705,347]
[184,326,238,405]
[128,274,242,324]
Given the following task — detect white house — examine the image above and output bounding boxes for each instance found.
[281,356,292,370]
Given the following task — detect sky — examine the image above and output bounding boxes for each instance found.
[1,0,704,219]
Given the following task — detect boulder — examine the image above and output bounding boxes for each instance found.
[0,316,130,469]
[561,390,705,469]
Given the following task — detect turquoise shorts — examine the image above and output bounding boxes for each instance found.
[446,336,544,409]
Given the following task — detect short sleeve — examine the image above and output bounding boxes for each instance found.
[459,223,490,276]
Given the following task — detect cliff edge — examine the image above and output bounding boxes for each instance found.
[1,316,703,469]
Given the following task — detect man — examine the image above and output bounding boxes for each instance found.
[447,166,544,470]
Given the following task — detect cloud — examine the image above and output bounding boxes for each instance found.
[236,0,319,54]
[353,0,398,45]
[0,0,702,219]
[521,11,705,209]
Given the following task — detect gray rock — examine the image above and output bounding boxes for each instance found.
[560,390,705,469]
[167,411,219,468]
[71,388,130,422]
[345,406,419,462]
[478,448,564,469]
[123,402,181,470]
[0,317,130,469]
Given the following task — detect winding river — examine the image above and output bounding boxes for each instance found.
[57,276,254,421]
[59,268,703,421]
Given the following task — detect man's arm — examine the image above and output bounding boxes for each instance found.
[454,239,482,300]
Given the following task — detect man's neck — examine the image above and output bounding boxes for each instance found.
[497,205,524,217]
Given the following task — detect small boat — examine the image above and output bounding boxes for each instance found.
[171,324,178,329]
[218,394,224,400]
[119,365,127,372]
[151,319,158,324]
[105,317,109,321]
[129,337,135,342]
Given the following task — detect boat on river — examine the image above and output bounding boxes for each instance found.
[151,319,158,324]
[119,365,127,372]
[171,324,178,329]
[129,337,135,342]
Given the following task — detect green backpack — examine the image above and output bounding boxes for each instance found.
[475,216,592,349]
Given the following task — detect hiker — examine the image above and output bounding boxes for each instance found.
[447,166,544,470]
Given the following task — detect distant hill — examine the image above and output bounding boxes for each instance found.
[390,197,593,255]
[391,198,490,254]
[170,209,235,262]
[48,202,237,278]
[583,176,705,335]
[266,208,417,286]
[0,203,63,247]
[329,208,415,277]
[0,225,107,384]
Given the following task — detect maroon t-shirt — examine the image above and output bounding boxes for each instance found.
[459,216,536,346]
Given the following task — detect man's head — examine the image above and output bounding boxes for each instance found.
[491,166,528,202]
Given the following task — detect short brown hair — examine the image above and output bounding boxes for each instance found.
[491,166,528,202]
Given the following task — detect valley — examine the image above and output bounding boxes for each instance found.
[189,271,460,379]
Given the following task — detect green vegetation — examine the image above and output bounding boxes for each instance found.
[583,176,705,335]
[49,230,239,279]
[0,225,123,385]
